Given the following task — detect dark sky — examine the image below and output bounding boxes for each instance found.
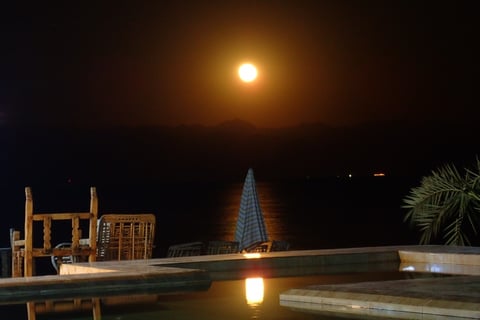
[1,1,478,128]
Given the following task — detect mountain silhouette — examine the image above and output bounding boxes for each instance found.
[1,119,478,185]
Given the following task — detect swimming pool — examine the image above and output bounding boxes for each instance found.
[3,270,440,320]
[4,245,470,320]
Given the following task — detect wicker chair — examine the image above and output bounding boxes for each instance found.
[96,214,156,261]
[243,241,272,253]
[243,240,290,253]
[166,241,204,257]
[271,240,290,252]
[206,241,239,255]
[49,213,156,270]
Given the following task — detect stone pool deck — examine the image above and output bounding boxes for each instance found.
[0,245,479,319]
[280,245,480,319]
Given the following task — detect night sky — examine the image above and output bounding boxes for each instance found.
[1,1,478,128]
[0,1,479,254]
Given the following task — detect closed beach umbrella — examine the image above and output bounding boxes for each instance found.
[234,168,269,251]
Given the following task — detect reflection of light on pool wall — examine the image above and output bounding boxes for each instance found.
[245,277,264,305]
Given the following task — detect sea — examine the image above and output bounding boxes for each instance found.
[0,174,419,258]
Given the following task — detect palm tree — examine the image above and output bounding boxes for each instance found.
[403,157,480,245]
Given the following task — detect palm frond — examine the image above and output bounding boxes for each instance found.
[402,157,480,245]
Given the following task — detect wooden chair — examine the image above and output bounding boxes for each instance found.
[10,186,98,278]
[9,186,99,320]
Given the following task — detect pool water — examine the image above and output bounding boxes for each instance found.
[10,271,440,320]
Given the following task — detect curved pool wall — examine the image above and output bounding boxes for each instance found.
[159,246,402,281]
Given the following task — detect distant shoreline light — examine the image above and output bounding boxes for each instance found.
[373,173,386,177]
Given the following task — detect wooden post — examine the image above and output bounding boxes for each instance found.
[10,229,22,277]
[43,217,52,254]
[72,216,80,253]
[89,187,98,263]
[24,187,34,277]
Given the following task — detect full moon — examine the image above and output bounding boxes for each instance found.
[238,63,258,82]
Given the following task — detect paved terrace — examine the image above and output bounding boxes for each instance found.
[0,245,479,319]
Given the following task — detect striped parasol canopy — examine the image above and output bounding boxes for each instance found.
[234,168,269,251]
